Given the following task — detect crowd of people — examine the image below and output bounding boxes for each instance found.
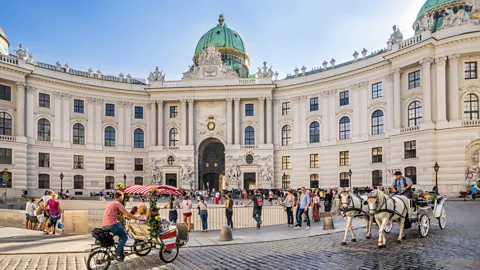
[24,190,62,235]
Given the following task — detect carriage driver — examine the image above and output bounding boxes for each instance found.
[390,171,413,198]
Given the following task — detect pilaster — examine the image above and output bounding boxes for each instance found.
[15,82,26,142]
[435,56,448,126]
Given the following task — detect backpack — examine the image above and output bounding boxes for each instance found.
[256,195,263,207]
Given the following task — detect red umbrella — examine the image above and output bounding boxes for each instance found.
[157,185,183,195]
[125,185,182,195]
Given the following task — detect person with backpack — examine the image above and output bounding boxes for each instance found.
[390,171,413,198]
[295,187,311,230]
[245,190,263,228]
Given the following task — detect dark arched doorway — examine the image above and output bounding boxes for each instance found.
[198,138,225,191]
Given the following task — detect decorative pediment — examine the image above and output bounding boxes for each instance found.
[71,114,88,122]
[306,114,322,122]
[102,119,119,127]
[335,108,353,116]
[132,121,147,128]
[403,91,422,105]
[34,111,55,118]
[182,45,238,80]
[459,83,480,96]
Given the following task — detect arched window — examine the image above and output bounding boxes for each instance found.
[408,101,422,127]
[169,128,178,146]
[339,117,350,140]
[372,170,382,187]
[104,126,115,147]
[105,176,115,189]
[73,175,84,189]
[244,126,255,145]
[309,121,320,143]
[405,166,417,185]
[463,93,479,120]
[371,110,384,135]
[72,123,85,145]
[310,174,319,188]
[281,125,291,146]
[134,176,143,185]
[38,174,50,189]
[0,112,12,136]
[37,118,51,141]
[134,128,144,148]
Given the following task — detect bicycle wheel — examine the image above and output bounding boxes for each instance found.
[87,249,111,270]
[133,240,152,256]
[159,245,179,263]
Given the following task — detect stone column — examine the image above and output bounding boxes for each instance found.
[25,86,35,141]
[188,99,195,146]
[266,97,273,144]
[148,102,156,146]
[15,82,26,138]
[181,99,187,146]
[293,97,300,144]
[384,74,394,131]
[321,93,329,142]
[157,101,164,147]
[436,57,448,123]
[420,57,433,124]
[258,97,265,145]
[328,91,337,141]
[273,99,279,145]
[62,94,71,143]
[226,98,233,145]
[94,99,103,146]
[393,69,402,129]
[299,96,307,144]
[124,102,132,147]
[448,54,461,122]
[352,85,361,138]
[117,102,125,146]
[234,98,240,145]
[54,92,62,143]
[87,98,95,146]
[360,84,368,138]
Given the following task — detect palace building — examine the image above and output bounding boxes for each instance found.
[0,1,480,197]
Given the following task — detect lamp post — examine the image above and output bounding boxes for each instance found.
[282,173,287,190]
[348,168,352,187]
[433,162,440,194]
[123,174,127,189]
[59,172,64,193]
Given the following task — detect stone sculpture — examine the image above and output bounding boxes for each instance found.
[148,66,166,82]
[260,164,273,183]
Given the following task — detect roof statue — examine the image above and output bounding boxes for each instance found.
[182,44,238,80]
[14,44,28,60]
[148,67,166,82]
[387,25,403,49]
[256,61,274,78]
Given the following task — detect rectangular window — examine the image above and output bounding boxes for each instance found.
[404,141,417,159]
[105,176,115,189]
[245,104,254,116]
[105,103,115,117]
[134,158,143,171]
[0,148,12,164]
[372,147,383,163]
[39,153,50,167]
[105,157,115,170]
[0,85,11,101]
[74,99,84,113]
[38,174,50,189]
[408,70,421,89]
[135,106,144,119]
[340,91,349,106]
[170,106,178,118]
[465,62,477,80]
[282,175,291,189]
[340,172,350,188]
[310,97,319,111]
[282,156,291,169]
[74,175,84,189]
[282,102,290,115]
[405,167,417,184]
[39,93,50,108]
[310,154,319,168]
[372,82,383,99]
[73,155,84,169]
[134,177,143,185]
[339,151,349,166]
[372,170,383,187]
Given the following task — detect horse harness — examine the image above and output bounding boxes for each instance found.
[371,193,409,220]
[340,191,367,217]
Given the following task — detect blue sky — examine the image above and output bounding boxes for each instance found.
[1,0,425,80]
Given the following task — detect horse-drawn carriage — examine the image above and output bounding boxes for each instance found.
[338,188,447,248]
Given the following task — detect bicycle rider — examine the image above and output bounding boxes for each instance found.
[102,191,141,261]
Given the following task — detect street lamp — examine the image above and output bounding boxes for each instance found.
[433,162,440,194]
[282,173,287,190]
[123,174,127,189]
[348,168,352,187]
[59,172,64,193]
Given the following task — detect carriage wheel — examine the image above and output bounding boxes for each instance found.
[418,214,430,237]
[438,207,446,229]
[133,240,152,256]
[159,244,179,263]
[384,221,393,233]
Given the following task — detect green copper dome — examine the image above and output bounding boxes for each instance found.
[416,0,458,20]
[193,15,250,77]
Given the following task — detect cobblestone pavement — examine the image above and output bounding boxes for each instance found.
[0,201,478,270]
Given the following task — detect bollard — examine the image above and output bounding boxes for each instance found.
[219,226,233,241]
[323,217,335,230]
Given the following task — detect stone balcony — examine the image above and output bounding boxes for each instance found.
[0,135,16,142]
[240,145,258,149]
[36,140,53,146]
[462,119,480,127]
[400,126,419,134]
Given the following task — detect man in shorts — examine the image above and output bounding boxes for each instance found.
[28,198,39,230]
[40,190,53,234]
[25,198,35,229]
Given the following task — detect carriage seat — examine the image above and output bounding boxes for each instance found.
[127,223,153,242]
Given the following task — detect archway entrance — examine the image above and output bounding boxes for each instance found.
[198,138,225,191]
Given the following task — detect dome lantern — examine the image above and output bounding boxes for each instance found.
[0,26,9,55]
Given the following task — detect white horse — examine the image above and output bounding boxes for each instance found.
[365,189,410,248]
[337,188,373,245]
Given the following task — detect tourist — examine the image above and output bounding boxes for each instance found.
[40,190,53,234]
[245,190,263,228]
[25,198,35,230]
[282,190,294,227]
[471,184,477,200]
[130,206,138,215]
[34,201,44,231]
[102,191,140,262]
[295,187,311,230]
[45,193,61,235]
[225,193,234,229]
[295,190,301,226]
[65,190,70,200]
[215,191,220,205]
[164,196,179,224]
[134,204,148,224]
[312,189,321,222]
[182,195,193,231]
[324,189,333,217]
[197,195,208,232]
[268,190,274,205]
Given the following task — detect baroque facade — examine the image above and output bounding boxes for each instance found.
[1,1,480,197]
